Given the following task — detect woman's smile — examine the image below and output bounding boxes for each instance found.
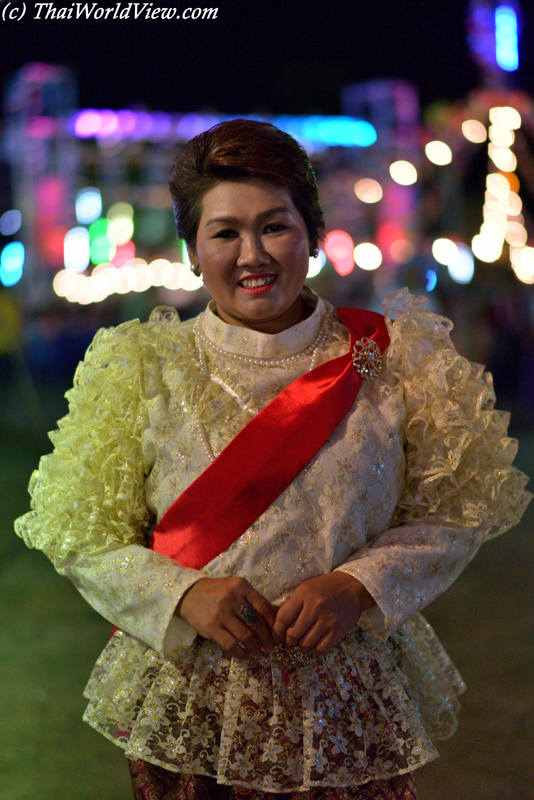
[238,273,278,293]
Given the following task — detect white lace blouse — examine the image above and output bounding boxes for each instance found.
[15,288,531,792]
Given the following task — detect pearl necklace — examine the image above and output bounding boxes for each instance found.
[193,317,327,369]
[193,316,328,462]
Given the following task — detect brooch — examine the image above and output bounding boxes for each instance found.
[351,338,383,381]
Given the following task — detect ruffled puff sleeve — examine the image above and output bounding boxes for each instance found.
[14,319,202,655]
[337,288,532,640]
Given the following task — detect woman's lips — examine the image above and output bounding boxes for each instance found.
[238,274,278,294]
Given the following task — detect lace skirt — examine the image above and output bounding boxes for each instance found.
[84,614,465,792]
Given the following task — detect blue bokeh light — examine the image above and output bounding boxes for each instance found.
[425,269,437,292]
[0,210,22,236]
[76,188,102,225]
[0,241,24,286]
[274,115,377,148]
[495,5,519,72]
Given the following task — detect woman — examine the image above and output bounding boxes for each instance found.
[15,119,531,800]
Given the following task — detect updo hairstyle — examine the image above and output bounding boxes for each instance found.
[168,119,325,251]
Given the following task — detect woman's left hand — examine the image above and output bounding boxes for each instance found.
[273,572,376,655]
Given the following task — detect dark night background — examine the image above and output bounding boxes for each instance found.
[2,0,534,116]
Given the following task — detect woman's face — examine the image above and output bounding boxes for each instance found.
[189,179,311,333]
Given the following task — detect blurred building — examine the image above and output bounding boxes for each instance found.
[1,3,534,416]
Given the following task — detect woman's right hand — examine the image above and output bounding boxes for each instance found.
[176,577,278,661]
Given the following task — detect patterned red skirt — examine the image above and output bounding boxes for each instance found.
[128,759,418,800]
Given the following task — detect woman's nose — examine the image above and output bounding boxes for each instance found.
[237,235,271,267]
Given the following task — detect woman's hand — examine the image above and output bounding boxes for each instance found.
[176,577,277,661]
[273,572,375,656]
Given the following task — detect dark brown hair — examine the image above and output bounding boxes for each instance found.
[168,119,325,250]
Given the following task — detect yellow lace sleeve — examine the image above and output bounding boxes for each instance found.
[384,288,531,538]
[338,290,531,639]
[14,318,204,653]
[14,319,152,557]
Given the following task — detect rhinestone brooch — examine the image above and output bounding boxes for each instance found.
[351,338,383,381]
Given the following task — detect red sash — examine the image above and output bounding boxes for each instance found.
[150,308,389,570]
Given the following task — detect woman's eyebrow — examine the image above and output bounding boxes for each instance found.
[204,207,292,227]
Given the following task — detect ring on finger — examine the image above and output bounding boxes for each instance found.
[239,603,258,626]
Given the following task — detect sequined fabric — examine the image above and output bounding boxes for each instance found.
[15,288,531,792]
[128,758,418,799]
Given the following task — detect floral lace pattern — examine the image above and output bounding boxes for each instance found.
[15,288,531,791]
[86,619,446,792]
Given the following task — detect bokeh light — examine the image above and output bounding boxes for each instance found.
[488,125,515,148]
[95,263,123,294]
[426,269,437,291]
[116,265,137,294]
[489,106,521,129]
[353,243,382,271]
[307,249,326,278]
[108,202,134,219]
[163,263,184,291]
[71,274,90,304]
[107,202,134,246]
[432,238,458,266]
[181,266,204,291]
[495,5,519,72]
[279,115,377,148]
[64,227,90,273]
[71,110,377,150]
[462,120,487,143]
[432,238,459,265]
[89,218,115,265]
[510,247,534,284]
[489,146,517,172]
[389,160,418,186]
[75,188,102,225]
[55,256,206,304]
[425,141,452,165]
[53,269,80,298]
[507,192,522,216]
[486,172,510,196]
[448,243,475,284]
[324,230,354,275]
[502,171,520,192]
[505,220,528,246]
[111,242,136,267]
[0,209,22,236]
[354,178,383,203]
[390,239,415,264]
[73,109,102,138]
[131,263,151,293]
[147,259,174,287]
[0,241,24,286]
[471,232,503,262]
[481,214,507,237]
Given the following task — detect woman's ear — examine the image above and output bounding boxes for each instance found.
[187,246,201,277]
[186,245,197,267]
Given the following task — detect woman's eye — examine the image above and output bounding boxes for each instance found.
[265,224,286,233]
[214,229,237,238]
